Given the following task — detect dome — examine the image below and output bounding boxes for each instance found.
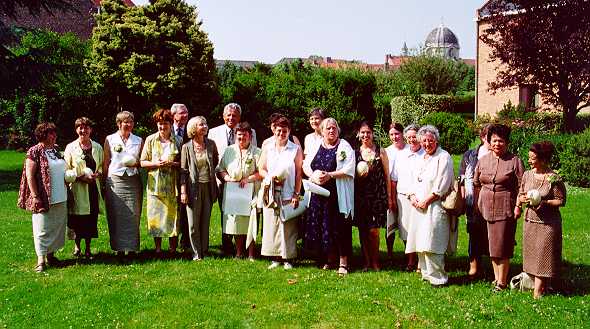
[425,24,459,48]
[424,24,460,59]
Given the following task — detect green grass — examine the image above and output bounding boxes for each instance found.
[0,150,588,328]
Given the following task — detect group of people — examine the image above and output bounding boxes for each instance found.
[18,102,566,298]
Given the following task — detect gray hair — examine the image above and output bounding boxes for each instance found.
[403,124,420,137]
[319,117,341,135]
[223,103,242,116]
[116,111,134,124]
[417,125,440,142]
[170,103,188,115]
[186,116,207,138]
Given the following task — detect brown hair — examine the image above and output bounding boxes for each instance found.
[530,141,555,163]
[235,122,252,135]
[389,122,404,133]
[152,109,173,124]
[274,116,291,129]
[487,124,511,143]
[74,117,93,129]
[34,122,57,142]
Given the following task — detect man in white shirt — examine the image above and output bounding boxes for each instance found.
[208,103,257,255]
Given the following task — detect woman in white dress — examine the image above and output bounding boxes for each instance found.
[217,122,262,259]
[384,122,405,261]
[405,125,454,287]
[391,124,423,271]
[259,116,303,270]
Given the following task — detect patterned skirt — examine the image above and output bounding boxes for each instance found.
[523,220,562,278]
[105,174,142,252]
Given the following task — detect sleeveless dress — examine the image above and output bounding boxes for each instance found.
[305,144,352,257]
[354,146,388,229]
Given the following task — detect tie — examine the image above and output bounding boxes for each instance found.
[177,127,183,139]
[228,129,235,145]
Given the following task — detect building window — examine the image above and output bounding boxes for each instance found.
[519,85,538,109]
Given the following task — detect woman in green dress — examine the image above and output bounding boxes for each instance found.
[140,109,181,255]
[217,122,262,259]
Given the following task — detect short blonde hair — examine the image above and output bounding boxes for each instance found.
[319,117,341,135]
[186,116,207,138]
[116,111,134,125]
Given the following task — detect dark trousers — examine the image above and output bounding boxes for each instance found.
[218,184,234,255]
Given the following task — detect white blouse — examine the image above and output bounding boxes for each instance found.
[46,150,67,204]
[303,132,323,157]
[265,140,299,200]
[392,146,425,195]
[106,132,142,177]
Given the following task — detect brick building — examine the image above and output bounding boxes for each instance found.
[475,0,544,118]
[0,0,135,40]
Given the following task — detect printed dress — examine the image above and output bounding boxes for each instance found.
[353,146,388,229]
[141,133,180,237]
[305,144,352,256]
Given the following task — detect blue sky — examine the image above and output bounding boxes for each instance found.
[133,0,484,64]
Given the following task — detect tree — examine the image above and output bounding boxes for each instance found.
[396,55,473,95]
[0,0,74,97]
[480,0,590,132]
[88,0,217,123]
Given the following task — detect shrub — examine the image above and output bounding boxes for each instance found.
[559,128,590,187]
[419,112,474,154]
[390,95,427,127]
[509,129,572,172]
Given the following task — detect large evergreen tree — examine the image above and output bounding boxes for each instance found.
[88,0,217,120]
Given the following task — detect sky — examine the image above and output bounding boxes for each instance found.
[133,0,484,64]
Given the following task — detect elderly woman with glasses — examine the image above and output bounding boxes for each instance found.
[405,125,454,287]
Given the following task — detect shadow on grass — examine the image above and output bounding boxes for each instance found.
[0,169,21,192]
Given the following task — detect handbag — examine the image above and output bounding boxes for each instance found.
[510,272,534,291]
[441,177,464,216]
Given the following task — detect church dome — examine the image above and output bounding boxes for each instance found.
[425,24,459,48]
[424,24,460,59]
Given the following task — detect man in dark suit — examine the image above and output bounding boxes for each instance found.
[171,103,190,253]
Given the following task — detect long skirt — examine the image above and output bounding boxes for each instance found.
[32,202,67,256]
[105,174,142,252]
[146,194,178,238]
[523,220,562,278]
[261,206,298,259]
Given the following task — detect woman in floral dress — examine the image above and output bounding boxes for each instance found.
[353,121,392,271]
[140,109,181,255]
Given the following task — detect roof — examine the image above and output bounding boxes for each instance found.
[0,0,134,40]
[425,24,460,48]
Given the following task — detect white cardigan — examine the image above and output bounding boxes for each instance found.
[303,138,355,219]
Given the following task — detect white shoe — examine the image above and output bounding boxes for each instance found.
[283,262,293,270]
[268,261,280,270]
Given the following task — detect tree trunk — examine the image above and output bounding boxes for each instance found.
[563,105,579,133]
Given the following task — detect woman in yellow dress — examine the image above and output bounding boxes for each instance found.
[140,109,181,256]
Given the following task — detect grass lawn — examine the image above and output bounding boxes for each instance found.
[0,150,588,328]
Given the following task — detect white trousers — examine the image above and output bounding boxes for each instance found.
[418,252,448,285]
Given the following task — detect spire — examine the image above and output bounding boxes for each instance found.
[402,42,409,56]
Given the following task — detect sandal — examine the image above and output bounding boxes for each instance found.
[72,249,81,257]
[34,263,46,273]
[492,283,507,292]
[338,265,348,276]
